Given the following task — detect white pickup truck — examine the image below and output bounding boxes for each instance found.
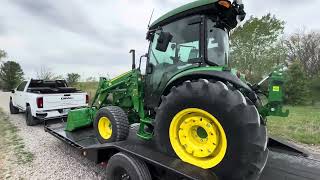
[9,79,88,126]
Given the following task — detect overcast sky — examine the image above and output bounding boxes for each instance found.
[0,0,319,80]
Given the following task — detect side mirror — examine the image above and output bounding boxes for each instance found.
[11,89,15,93]
[146,63,154,74]
[156,31,173,52]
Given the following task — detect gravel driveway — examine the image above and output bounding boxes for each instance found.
[0,92,105,180]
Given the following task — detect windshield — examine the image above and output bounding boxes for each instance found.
[206,19,229,66]
[149,16,200,67]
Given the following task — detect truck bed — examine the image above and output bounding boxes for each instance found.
[45,121,320,180]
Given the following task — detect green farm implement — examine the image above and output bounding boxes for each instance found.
[43,1,306,180]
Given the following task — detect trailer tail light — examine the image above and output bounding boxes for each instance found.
[37,97,43,108]
[86,94,89,104]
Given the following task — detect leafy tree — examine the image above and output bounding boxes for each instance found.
[66,73,81,86]
[284,61,309,105]
[230,14,285,82]
[284,31,320,78]
[0,61,24,91]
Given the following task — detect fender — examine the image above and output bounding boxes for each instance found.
[163,66,253,97]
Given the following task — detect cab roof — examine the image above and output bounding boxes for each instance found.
[149,0,218,30]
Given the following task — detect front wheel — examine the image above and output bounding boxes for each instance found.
[93,106,129,144]
[154,80,268,180]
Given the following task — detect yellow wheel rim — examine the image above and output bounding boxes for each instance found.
[169,108,227,169]
[98,117,112,140]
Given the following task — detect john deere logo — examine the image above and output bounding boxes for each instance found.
[61,97,73,100]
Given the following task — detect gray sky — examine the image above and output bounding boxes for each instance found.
[0,0,319,80]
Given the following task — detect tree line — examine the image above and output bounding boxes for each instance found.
[230,14,320,105]
[1,13,320,105]
[0,52,85,91]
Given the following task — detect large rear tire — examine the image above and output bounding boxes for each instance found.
[154,80,268,180]
[106,152,151,180]
[94,106,129,144]
[9,100,19,114]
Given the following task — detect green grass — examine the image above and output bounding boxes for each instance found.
[268,106,320,145]
[0,108,34,179]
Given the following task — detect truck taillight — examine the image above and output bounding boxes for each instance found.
[37,97,43,108]
[86,95,89,104]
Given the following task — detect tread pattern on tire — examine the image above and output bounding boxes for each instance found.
[95,106,129,143]
[107,152,151,180]
[154,79,268,180]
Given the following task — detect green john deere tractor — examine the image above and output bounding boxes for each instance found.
[65,0,288,179]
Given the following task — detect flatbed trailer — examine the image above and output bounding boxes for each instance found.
[45,119,320,180]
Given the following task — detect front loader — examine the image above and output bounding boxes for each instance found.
[49,0,290,179]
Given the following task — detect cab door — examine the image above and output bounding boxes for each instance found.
[144,16,201,109]
[14,81,28,109]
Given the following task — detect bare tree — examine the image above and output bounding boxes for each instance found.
[0,50,6,61]
[36,66,56,80]
[284,30,320,77]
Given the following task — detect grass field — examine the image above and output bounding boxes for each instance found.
[268,106,320,145]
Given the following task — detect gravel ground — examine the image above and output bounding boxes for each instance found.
[0,91,320,180]
[0,92,106,180]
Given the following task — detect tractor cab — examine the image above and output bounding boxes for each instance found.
[143,0,246,108]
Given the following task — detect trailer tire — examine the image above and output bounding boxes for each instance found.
[94,106,129,144]
[9,100,19,114]
[26,106,38,126]
[106,152,151,180]
[154,80,268,180]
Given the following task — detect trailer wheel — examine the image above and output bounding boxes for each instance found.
[26,106,38,126]
[154,80,268,180]
[9,99,19,114]
[106,152,151,180]
[94,106,129,144]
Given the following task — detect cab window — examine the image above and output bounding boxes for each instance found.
[149,16,201,67]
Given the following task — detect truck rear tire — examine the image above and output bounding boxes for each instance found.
[106,152,151,180]
[154,80,268,180]
[26,106,38,126]
[9,100,19,114]
[94,106,129,144]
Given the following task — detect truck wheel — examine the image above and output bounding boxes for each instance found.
[106,152,151,180]
[26,106,38,126]
[9,100,19,114]
[154,80,268,180]
[94,106,129,144]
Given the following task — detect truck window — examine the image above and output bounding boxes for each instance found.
[16,81,28,91]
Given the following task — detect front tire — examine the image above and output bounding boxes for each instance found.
[9,100,19,114]
[94,106,129,144]
[26,106,38,126]
[154,80,268,180]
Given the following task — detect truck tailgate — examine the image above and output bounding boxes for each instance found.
[42,93,86,110]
